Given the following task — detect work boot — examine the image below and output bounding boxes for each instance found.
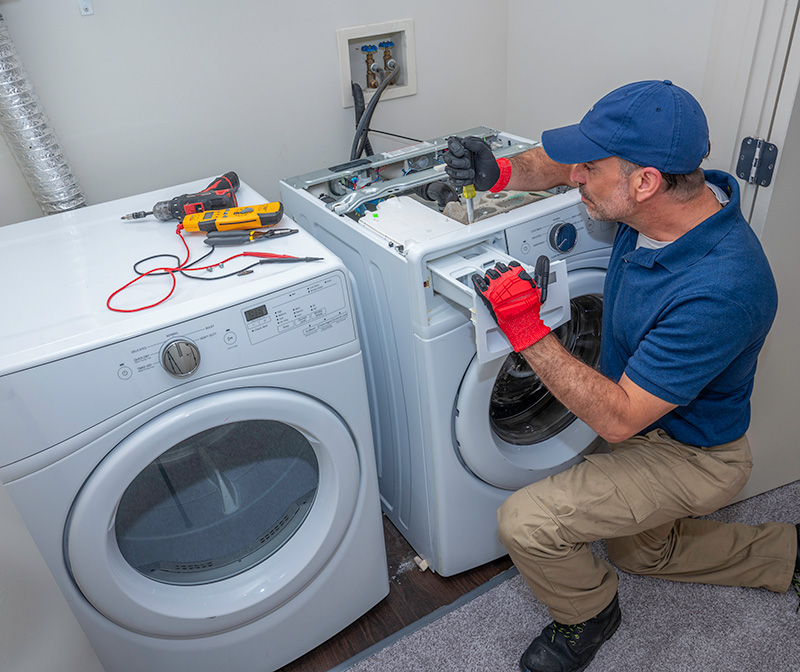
[520,593,621,672]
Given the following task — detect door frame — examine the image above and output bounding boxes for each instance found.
[703,0,800,235]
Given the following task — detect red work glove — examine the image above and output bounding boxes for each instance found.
[472,261,550,352]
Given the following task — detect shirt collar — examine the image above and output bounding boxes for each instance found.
[623,170,739,272]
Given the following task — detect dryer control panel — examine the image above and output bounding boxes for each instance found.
[241,273,350,346]
[0,270,356,467]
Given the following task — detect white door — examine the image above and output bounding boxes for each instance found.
[454,268,606,490]
[66,388,360,638]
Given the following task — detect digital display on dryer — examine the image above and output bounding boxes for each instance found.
[244,305,268,321]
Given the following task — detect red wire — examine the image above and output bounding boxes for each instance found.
[106,226,252,313]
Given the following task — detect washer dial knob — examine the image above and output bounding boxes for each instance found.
[161,339,201,377]
[549,222,578,253]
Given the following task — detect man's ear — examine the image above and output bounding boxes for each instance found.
[633,167,663,202]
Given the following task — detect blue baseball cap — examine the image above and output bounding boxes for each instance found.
[541,80,709,174]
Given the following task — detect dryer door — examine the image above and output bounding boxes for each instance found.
[66,388,360,638]
[454,268,606,490]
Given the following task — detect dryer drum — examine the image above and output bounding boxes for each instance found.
[489,294,603,446]
[114,419,319,586]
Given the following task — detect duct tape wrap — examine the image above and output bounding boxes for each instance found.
[0,14,86,214]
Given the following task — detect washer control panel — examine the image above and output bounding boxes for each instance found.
[549,221,578,253]
[504,200,616,265]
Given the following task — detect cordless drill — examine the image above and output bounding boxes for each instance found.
[121,172,240,221]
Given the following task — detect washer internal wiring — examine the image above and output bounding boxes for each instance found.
[107,225,269,313]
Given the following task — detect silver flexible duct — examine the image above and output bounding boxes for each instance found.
[0,14,86,215]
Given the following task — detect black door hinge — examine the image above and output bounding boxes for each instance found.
[736,137,778,187]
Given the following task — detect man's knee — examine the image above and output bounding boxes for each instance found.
[606,534,668,575]
[497,485,553,554]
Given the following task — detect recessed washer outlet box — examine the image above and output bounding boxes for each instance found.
[337,19,417,108]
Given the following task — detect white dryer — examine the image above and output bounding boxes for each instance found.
[280,128,616,576]
[0,179,388,672]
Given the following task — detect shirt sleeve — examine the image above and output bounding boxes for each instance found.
[623,292,754,405]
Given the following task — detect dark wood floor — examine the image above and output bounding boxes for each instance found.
[278,516,514,672]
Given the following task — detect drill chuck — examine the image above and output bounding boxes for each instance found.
[152,201,176,221]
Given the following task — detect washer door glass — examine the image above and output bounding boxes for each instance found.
[454,268,606,490]
[66,388,360,638]
[489,292,603,445]
[115,420,318,586]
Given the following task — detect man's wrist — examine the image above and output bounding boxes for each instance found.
[489,157,512,192]
[499,312,550,353]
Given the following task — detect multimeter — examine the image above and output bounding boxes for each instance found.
[181,202,284,232]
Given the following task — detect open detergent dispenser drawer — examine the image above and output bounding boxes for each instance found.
[427,243,569,364]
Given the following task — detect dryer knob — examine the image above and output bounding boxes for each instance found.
[161,339,201,377]
[549,222,578,253]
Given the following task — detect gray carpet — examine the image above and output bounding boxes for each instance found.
[338,480,800,672]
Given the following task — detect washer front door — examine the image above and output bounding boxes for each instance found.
[454,268,606,490]
[66,388,360,638]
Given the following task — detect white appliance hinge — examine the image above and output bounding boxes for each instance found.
[736,137,778,187]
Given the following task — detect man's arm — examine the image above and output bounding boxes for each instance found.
[506,146,579,192]
[444,138,577,193]
[519,333,677,444]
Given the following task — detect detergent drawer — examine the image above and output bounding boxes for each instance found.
[427,243,569,364]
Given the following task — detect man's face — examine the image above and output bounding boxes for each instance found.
[570,157,635,222]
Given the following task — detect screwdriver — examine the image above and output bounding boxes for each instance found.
[243,251,323,263]
[203,228,297,246]
[463,183,476,224]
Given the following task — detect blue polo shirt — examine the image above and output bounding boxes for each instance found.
[599,170,777,447]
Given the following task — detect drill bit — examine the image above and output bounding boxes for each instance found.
[121,211,153,220]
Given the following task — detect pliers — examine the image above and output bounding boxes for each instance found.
[203,227,298,246]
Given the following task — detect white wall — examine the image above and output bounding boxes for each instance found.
[0,0,778,228]
[0,0,508,226]
[506,0,718,159]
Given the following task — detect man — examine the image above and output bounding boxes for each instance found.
[444,80,799,672]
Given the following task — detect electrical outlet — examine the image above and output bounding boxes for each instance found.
[336,19,417,108]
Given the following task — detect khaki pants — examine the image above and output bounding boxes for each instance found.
[497,429,797,624]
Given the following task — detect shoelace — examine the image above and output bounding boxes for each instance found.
[548,621,586,647]
[792,575,800,614]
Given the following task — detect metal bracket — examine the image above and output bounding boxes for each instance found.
[736,137,778,187]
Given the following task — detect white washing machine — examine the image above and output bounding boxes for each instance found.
[280,127,616,576]
[0,179,389,672]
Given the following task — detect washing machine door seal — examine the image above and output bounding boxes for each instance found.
[66,387,360,638]
[454,268,606,490]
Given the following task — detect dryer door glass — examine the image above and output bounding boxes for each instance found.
[115,420,318,586]
[489,294,603,445]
